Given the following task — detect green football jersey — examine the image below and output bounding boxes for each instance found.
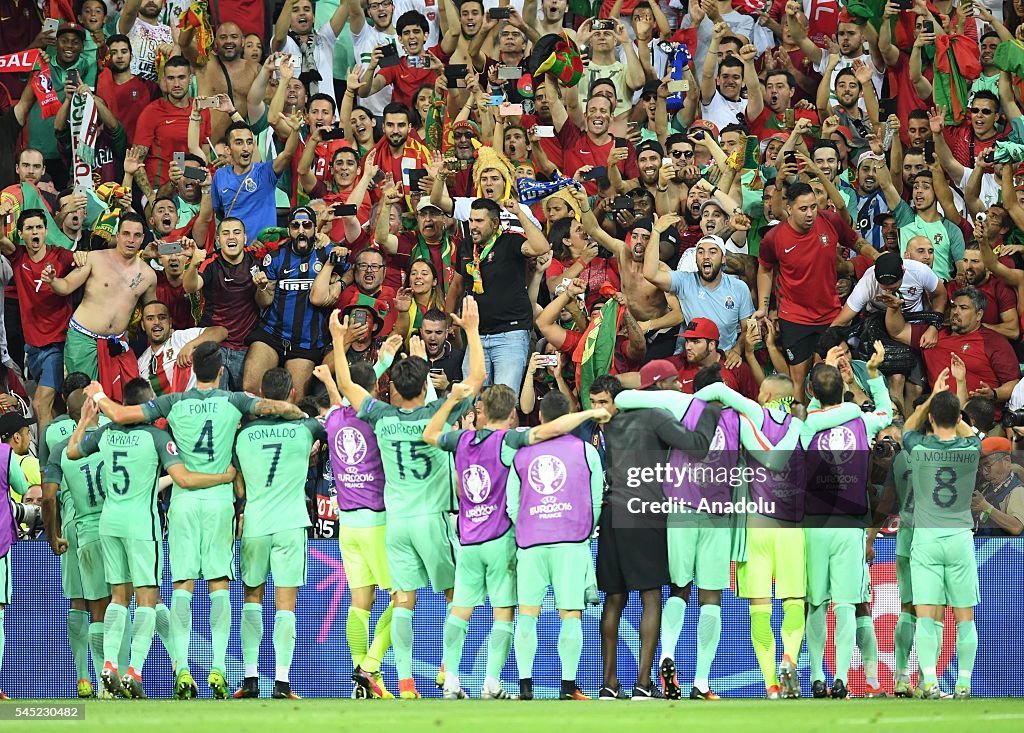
[903,430,981,538]
[142,388,258,502]
[80,423,182,541]
[358,396,471,518]
[42,415,77,529]
[43,434,106,545]
[891,450,914,557]
[234,416,325,537]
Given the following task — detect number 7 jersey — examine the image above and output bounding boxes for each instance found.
[142,388,260,502]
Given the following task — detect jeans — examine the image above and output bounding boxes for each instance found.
[219,346,247,390]
[462,329,531,395]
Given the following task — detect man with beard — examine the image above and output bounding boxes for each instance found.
[612,139,665,200]
[755,182,877,404]
[947,244,1019,339]
[663,318,758,397]
[420,309,464,391]
[810,141,855,211]
[645,234,753,367]
[894,171,965,281]
[145,233,200,330]
[213,121,301,243]
[573,192,684,359]
[183,218,261,389]
[549,91,638,195]
[369,103,432,201]
[312,246,408,346]
[896,147,927,201]
[43,213,156,396]
[94,34,159,142]
[0,211,76,431]
[118,0,175,83]
[816,64,877,154]
[849,153,900,251]
[135,57,211,186]
[137,300,227,395]
[182,22,261,142]
[377,197,457,292]
[242,205,335,398]
[272,0,350,103]
[885,286,1020,407]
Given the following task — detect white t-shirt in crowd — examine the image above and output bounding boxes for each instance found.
[351,23,402,116]
[138,328,207,394]
[844,258,940,315]
[282,21,342,105]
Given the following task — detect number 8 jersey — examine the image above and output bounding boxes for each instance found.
[903,429,982,537]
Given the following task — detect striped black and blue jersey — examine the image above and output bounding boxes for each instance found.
[257,244,333,350]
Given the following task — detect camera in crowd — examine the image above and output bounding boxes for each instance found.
[872,436,900,460]
[1001,408,1024,429]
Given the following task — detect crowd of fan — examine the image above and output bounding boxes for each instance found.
[1,0,1024,536]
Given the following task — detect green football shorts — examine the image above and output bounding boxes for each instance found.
[338,524,391,590]
[666,513,731,590]
[385,513,458,593]
[168,498,236,582]
[100,535,163,587]
[516,542,591,610]
[60,520,84,600]
[0,551,11,605]
[241,528,308,589]
[452,530,517,609]
[804,527,866,606]
[911,529,977,608]
[736,526,806,599]
[76,538,111,601]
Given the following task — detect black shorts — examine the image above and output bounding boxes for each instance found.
[596,512,669,595]
[645,327,678,361]
[245,329,324,364]
[778,319,829,365]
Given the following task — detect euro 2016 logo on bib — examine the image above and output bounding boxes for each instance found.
[527,455,567,496]
[334,427,367,468]
[462,464,492,503]
[819,426,857,465]
[706,426,727,462]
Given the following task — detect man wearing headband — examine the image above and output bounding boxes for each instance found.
[243,205,337,399]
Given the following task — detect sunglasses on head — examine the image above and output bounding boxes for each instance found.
[289,220,314,229]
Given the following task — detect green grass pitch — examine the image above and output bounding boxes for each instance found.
[6,699,1024,733]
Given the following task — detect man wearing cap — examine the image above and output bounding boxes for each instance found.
[833,251,945,326]
[892,171,966,281]
[212,121,300,244]
[596,361,722,700]
[644,233,754,367]
[242,205,337,399]
[974,437,1024,536]
[668,318,759,397]
[756,181,878,404]
[375,196,457,294]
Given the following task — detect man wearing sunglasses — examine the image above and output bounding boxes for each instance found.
[242,206,336,400]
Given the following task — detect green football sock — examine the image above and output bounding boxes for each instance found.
[241,603,264,677]
[346,606,371,670]
[129,606,156,672]
[170,589,193,674]
[392,607,415,680]
[103,603,128,669]
[118,611,131,673]
[486,620,514,682]
[749,605,778,688]
[693,604,721,693]
[514,613,538,680]
[894,612,916,681]
[68,609,91,680]
[442,615,469,682]
[833,604,856,684]
[363,604,393,674]
[856,614,879,686]
[557,617,583,682]
[955,620,978,687]
[781,599,805,664]
[916,617,942,686]
[88,622,103,684]
[659,596,686,664]
[209,590,231,675]
[154,603,171,663]
[273,610,296,681]
[806,603,828,683]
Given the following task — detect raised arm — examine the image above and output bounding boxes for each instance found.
[643,213,679,290]
[329,311,371,412]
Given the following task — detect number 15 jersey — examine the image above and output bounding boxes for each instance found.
[358,396,472,519]
[142,388,260,502]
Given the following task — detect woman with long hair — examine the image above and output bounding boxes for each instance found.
[546,218,620,311]
[404,258,447,339]
[411,84,434,142]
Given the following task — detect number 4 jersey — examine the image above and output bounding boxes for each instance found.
[142,388,260,502]
[233,416,326,537]
[358,396,472,519]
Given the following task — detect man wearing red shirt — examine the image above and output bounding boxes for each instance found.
[550,91,638,192]
[756,181,877,402]
[666,318,759,399]
[134,56,211,186]
[357,11,440,108]
[743,65,818,141]
[885,287,1020,410]
[947,245,1019,340]
[95,34,160,142]
[0,209,75,431]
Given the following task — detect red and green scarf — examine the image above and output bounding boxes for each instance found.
[574,297,622,409]
[465,232,498,295]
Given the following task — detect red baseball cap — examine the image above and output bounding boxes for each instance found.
[680,317,720,342]
[982,437,1012,456]
[638,359,679,389]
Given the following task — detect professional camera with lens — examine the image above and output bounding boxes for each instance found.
[1001,409,1024,429]
[872,436,900,460]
